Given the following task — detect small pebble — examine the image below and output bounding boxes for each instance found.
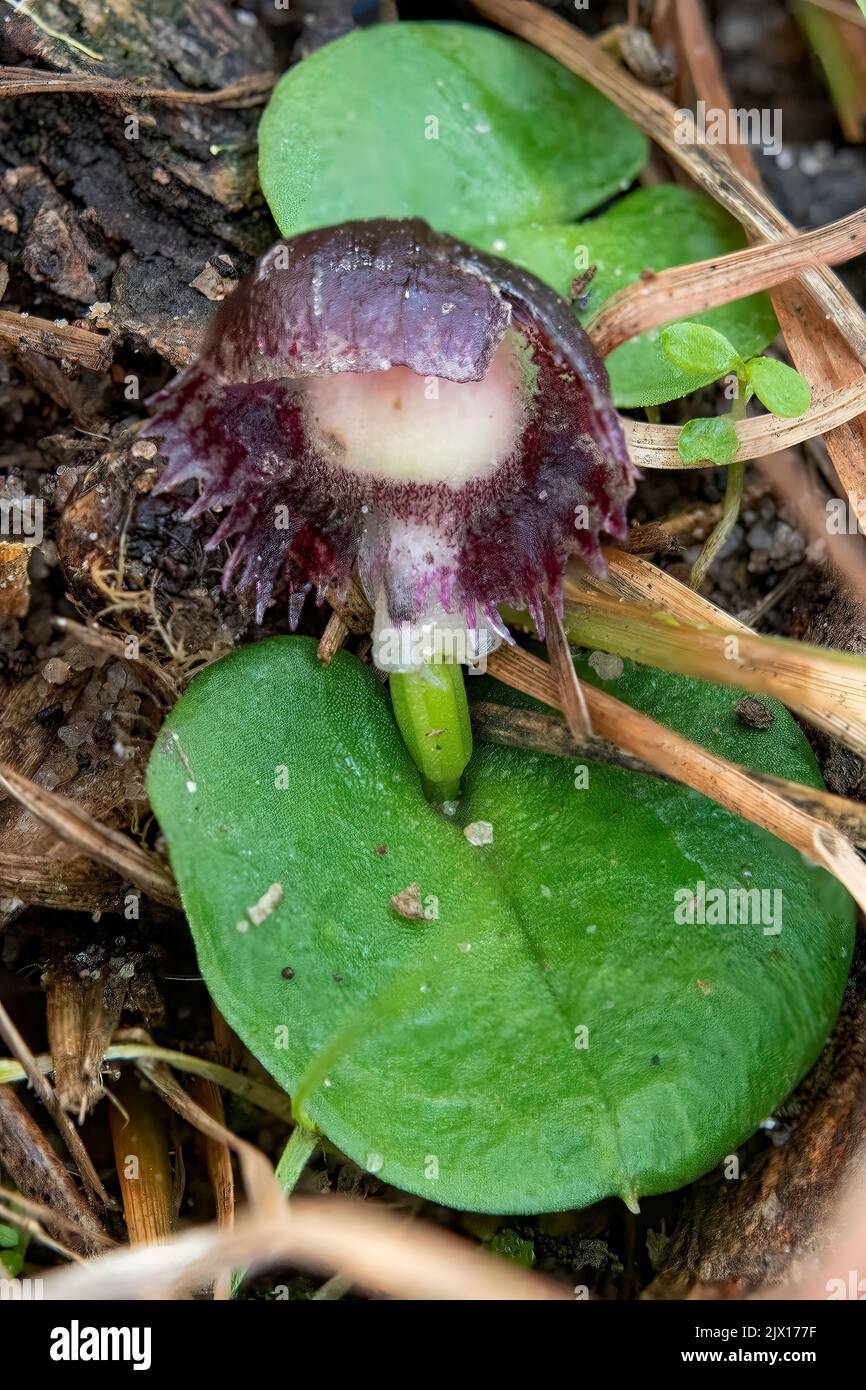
[588,651,624,681]
[131,439,158,460]
[247,882,283,926]
[42,658,70,685]
[390,882,430,922]
[734,696,774,731]
[463,820,493,846]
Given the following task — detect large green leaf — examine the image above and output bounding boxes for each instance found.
[147,638,853,1213]
[258,22,646,240]
[469,185,778,406]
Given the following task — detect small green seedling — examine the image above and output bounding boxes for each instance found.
[660,322,812,589]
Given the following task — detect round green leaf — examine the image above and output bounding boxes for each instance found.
[678,415,740,466]
[660,323,743,378]
[258,22,646,240]
[746,357,813,418]
[147,638,853,1213]
[469,185,778,407]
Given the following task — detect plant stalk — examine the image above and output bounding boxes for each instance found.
[689,385,747,590]
[389,659,473,802]
[275,1124,319,1195]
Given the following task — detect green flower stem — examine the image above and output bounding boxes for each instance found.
[231,1124,318,1297]
[389,659,473,803]
[275,1122,319,1193]
[690,386,747,592]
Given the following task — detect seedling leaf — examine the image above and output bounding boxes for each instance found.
[678,415,740,466]
[660,323,744,378]
[746,357,813,418]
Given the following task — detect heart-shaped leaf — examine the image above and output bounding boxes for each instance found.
[469,185,778,406]
[147,638,853,1213]
[258,22,647,241]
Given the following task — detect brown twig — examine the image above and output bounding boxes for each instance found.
[621,380,866,468]
[654,0,866,531]
[541,597,592,737]
[507,550,866,755]
[470,698,866,848]
[0,1181,116,1258]
[0,1088,109,1256]
[42,1190,568,1301]
[471,699,666,778]
[109,1073,174,1246]
[1,1033,294,1122]
[0,762,180,909]
[558,582,866,758]
[192,1073,235,1211]
[0,67,276,106]
[189,1076,235,1299]
[317,611,351,666]
[0,310,112,370]
[472,0,866,363]
[0,1196,84,1264]
[588,207,866,356]
[134,1059,280,1211]
[0,852,125,913]
[42,958,87,1116]
[0,999,116,1211]
[191,1067,234,1295]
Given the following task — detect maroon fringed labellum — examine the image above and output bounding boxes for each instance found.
[143,218,635,670]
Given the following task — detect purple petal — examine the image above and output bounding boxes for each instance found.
[197,219,513,386]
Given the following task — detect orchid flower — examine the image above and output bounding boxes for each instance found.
[144,218,635,797]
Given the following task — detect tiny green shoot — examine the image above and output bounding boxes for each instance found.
[659,323,812,589]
